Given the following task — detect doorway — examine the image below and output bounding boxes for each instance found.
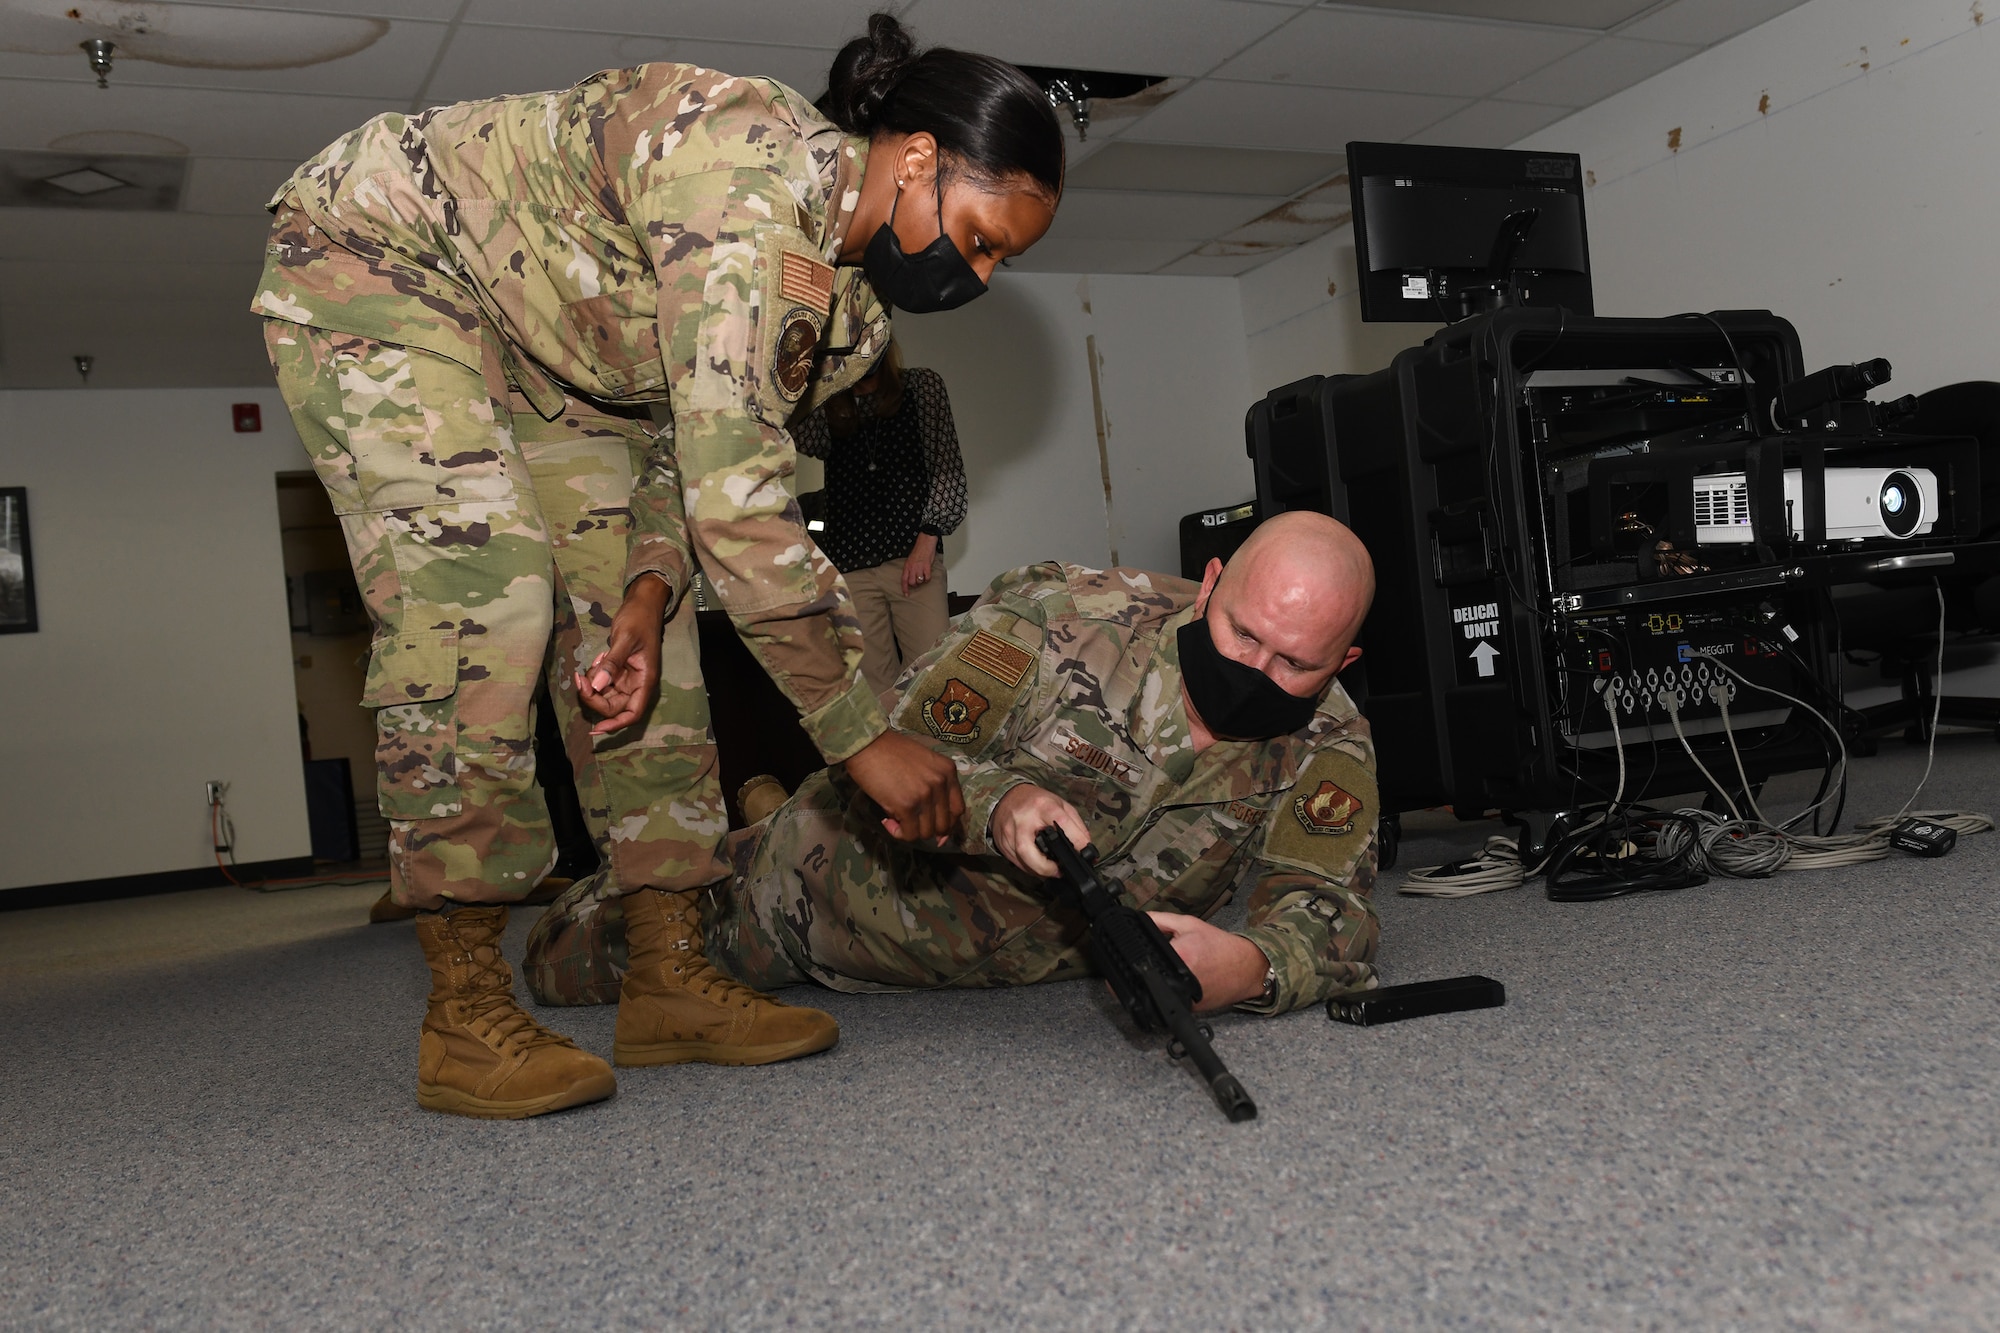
[275,472,384,863]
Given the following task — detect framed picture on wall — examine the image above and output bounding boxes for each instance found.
[0,487,38,634]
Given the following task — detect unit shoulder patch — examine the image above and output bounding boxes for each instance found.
[921,678,990,745]
[1294,780,1362,836]
[772,307,821,401]
[1262,747,1379,877]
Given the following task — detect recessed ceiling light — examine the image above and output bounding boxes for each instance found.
[44,167,128,195]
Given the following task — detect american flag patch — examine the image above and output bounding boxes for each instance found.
[779,251,834,307]
[958,630,1033,688]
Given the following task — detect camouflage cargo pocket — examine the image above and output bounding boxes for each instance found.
[362,624,463,820]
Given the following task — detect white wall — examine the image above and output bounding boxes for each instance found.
[0,271,1254,893]
[1517,0,2000,394]
[893,270,1256,587]
[0,388,312,893]
[1238,225,1438,401]
[1239,0,2000,401]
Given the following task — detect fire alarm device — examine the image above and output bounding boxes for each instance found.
[233,403,263,433]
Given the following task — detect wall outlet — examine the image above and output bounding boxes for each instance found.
[206,781,226,806]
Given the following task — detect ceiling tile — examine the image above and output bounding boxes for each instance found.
[1496,35,1700,106]
[0,20,447,100]
[653,40,842,97]
[1620,0,1812,46]
[898,0,1298,77]
[0,83,407,162]
[174,0,469,18]
[1124,79,1467,152]
[426,26,834,105]
[463,0,884,47]
[1066,142,1343,197]
[1045,189,1289,242]
[1324,0,1658,28]
[1215,9,1591,97]
[181,158,298,215]
[1003,238,1195,274]
[1156,251,1275,276]
[1213,181,1351,247]
[1405,97,1573,147]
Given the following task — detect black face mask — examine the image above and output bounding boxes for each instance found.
[1176,615,1322,740]
[862,178,988,314]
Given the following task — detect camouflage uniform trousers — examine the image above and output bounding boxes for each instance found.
[524,766,1091,1005]
[264,321,729,909]
[706,769,1095,992]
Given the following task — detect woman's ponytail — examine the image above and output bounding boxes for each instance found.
[819,13,1063,201]
[818,13,919,136]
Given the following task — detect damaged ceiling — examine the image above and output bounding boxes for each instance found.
[0,0,1811,386]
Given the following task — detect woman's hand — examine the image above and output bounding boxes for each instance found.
[900,532,940,596]
[843,731,964,841]
[576,573,670,735]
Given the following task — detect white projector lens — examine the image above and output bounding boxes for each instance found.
[1879,471,1922,536]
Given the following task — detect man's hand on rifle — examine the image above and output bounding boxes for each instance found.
[993,785,1091,878]
[1148,914,1272,1012]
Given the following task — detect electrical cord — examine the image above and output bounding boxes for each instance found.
[210,788,388,891]
[1400,835,1531,897]
[1661,688,1741,820]
[1402,603,1990,894]
[1673,311,1761,438]
[1404,683,1625,897]
[1891,582,1949,819]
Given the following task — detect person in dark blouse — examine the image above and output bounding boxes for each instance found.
[794,341,969,696]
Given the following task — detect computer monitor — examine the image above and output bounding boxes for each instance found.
[1347,140,1593,324]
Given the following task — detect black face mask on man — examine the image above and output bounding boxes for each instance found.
[862,176,988,314]
[1176,616,1322,740]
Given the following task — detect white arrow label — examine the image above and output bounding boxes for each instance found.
[1470,640,1500,677]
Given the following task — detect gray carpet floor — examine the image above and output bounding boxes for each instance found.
[4,737,1999,1330]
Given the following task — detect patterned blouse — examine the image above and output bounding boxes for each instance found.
[792,365,968,575]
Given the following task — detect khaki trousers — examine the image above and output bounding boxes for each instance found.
[264,323,728,910]
[841,554,950,697]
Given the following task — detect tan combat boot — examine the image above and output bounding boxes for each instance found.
[736,773,790,826]
[613,888,839,1067]
[415,906,617,1118]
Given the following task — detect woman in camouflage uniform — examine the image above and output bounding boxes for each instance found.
[253,14,1062,1118]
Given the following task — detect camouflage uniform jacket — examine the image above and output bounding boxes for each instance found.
[886,562,1380,1014]
[252,65,892,762]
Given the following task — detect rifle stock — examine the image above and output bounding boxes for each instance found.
[1035,825,1258,1123]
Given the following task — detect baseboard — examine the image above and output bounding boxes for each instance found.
[0,858,318,913]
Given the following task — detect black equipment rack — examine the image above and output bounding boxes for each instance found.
[1246,307,1989,818]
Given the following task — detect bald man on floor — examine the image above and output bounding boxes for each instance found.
[526,512,1384,1017]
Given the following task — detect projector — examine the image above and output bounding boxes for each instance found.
[1692,467,1936,544]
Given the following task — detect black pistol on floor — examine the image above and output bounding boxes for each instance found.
[1035,825,1257,1123]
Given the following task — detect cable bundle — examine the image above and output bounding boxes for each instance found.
[1401,837,1531,897]
[1400,584,1990,899]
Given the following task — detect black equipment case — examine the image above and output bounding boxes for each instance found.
[1246,307,1985,818]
